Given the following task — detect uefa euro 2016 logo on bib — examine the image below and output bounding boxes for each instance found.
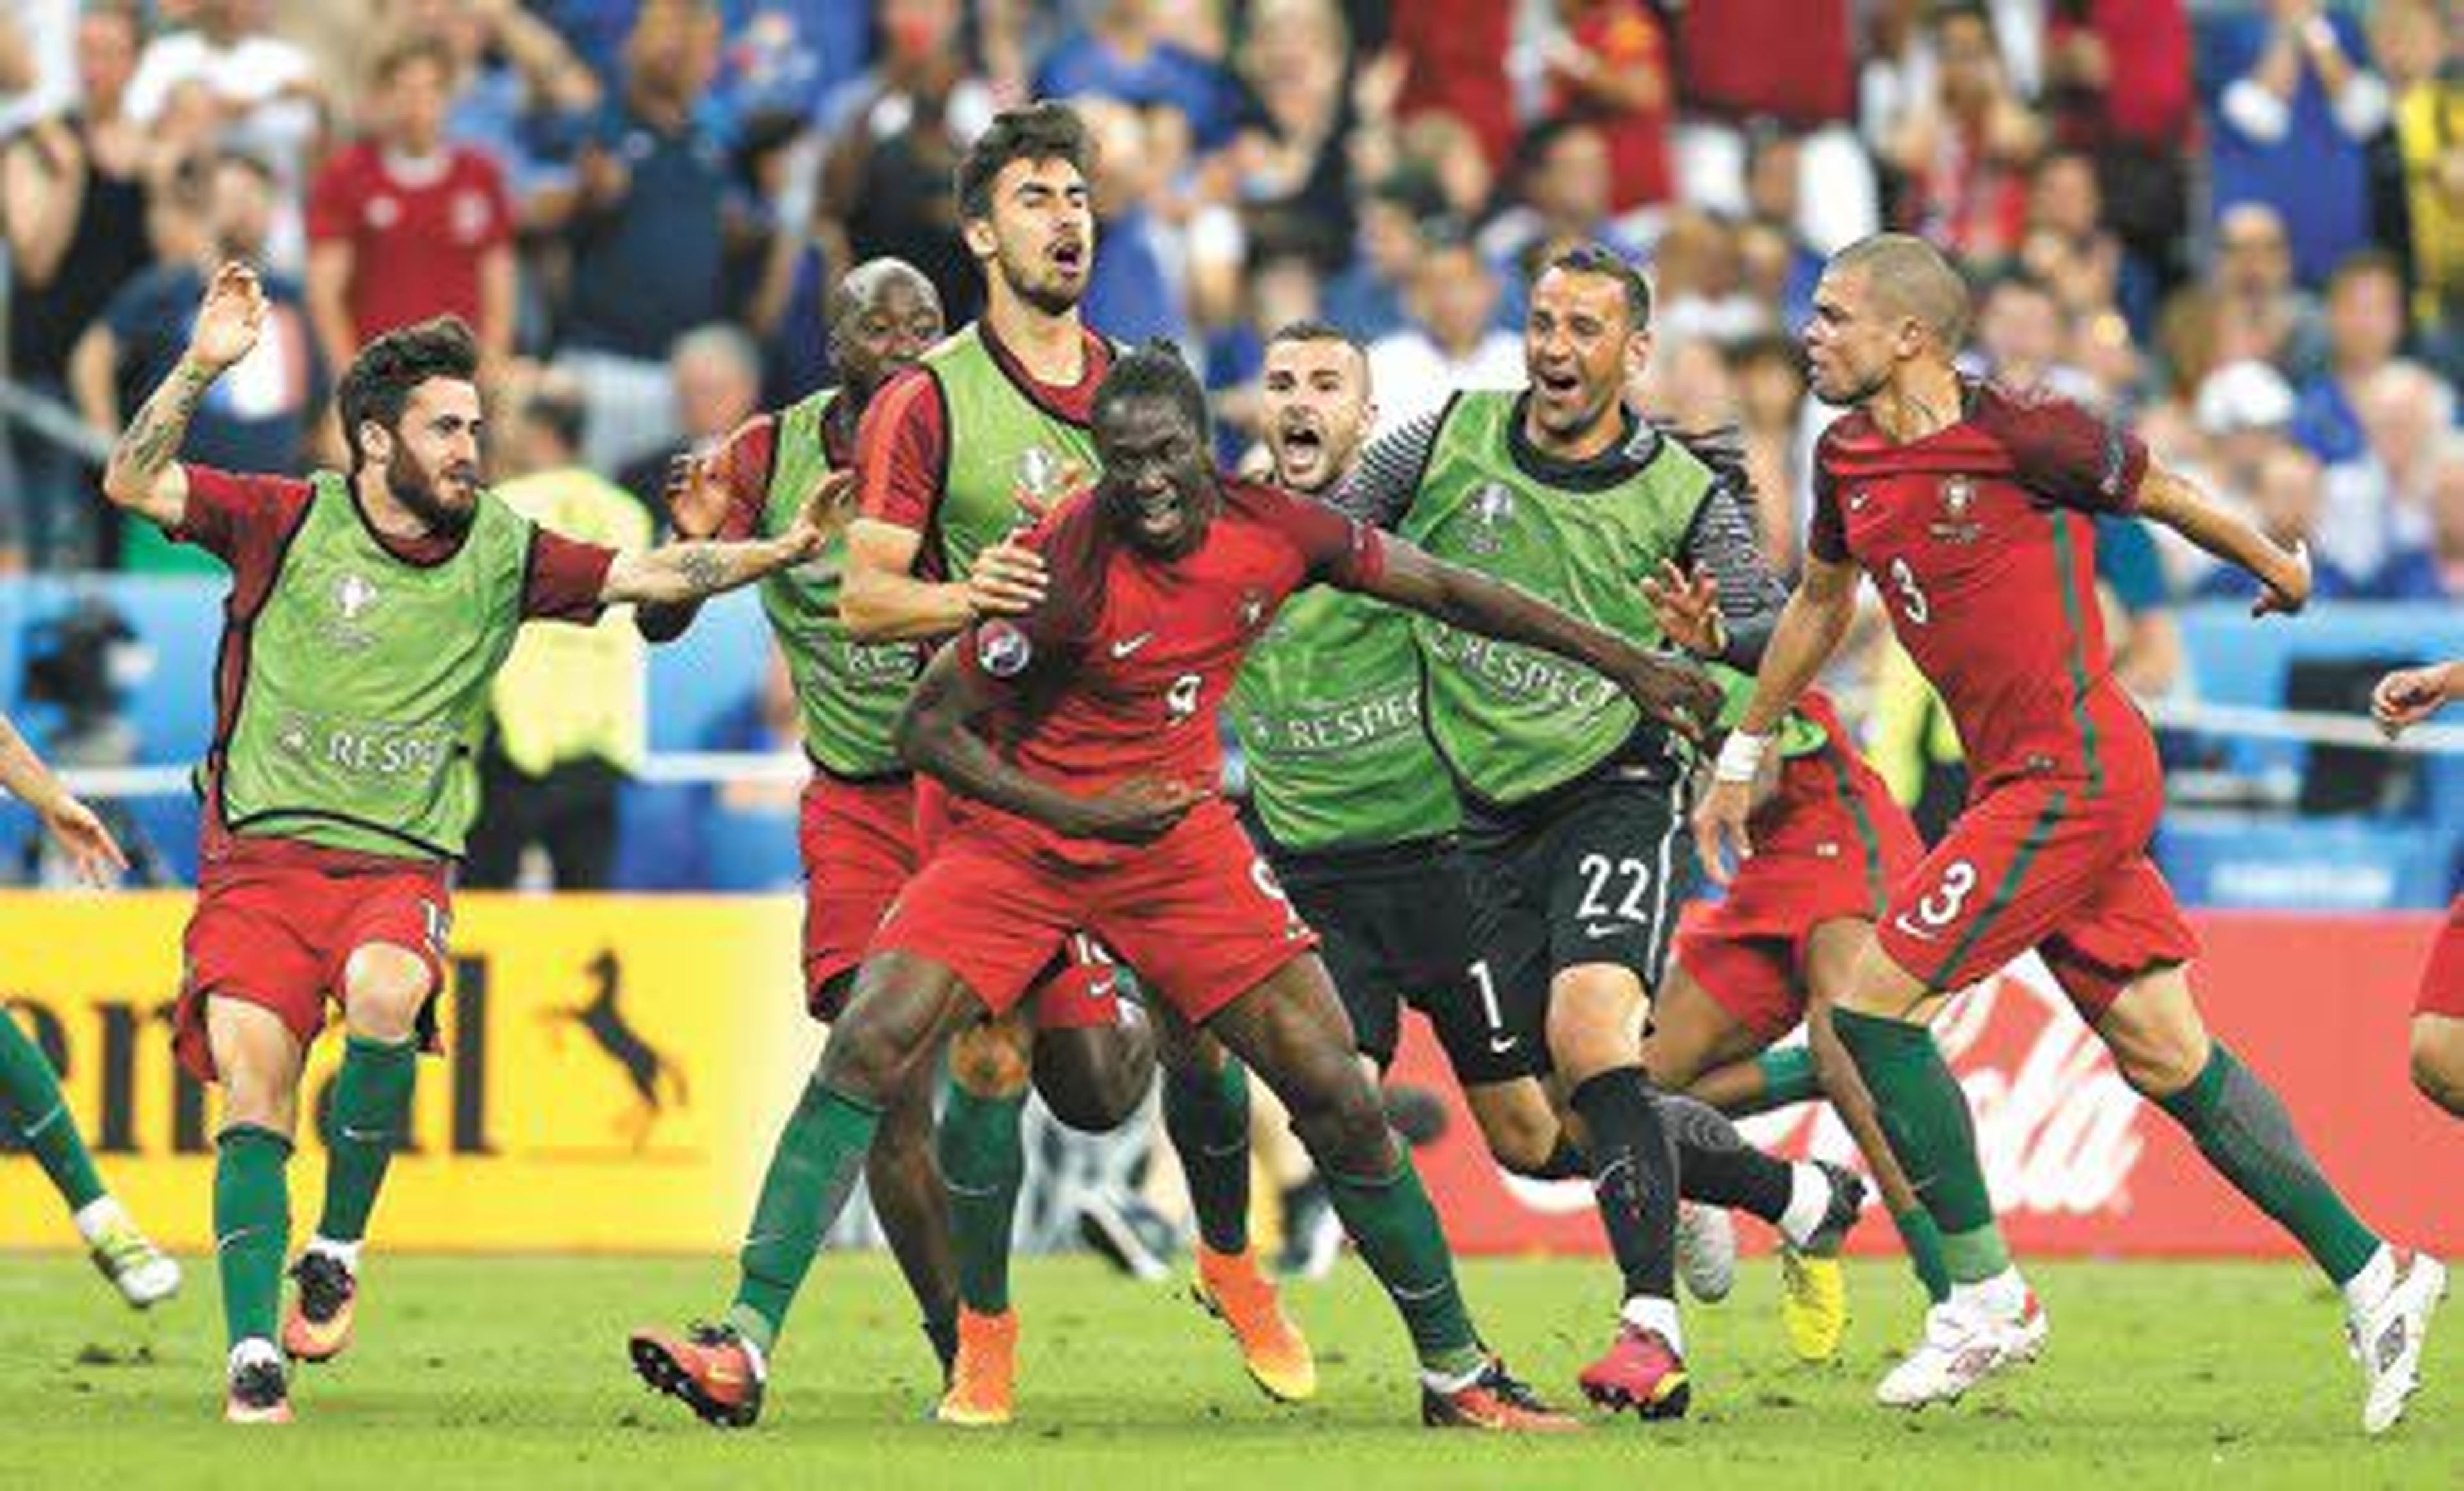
[331,572,382,651]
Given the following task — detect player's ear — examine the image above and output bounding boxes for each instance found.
[1622,328,1654,386]
[962,214,998,262]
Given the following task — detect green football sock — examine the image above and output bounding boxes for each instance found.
[1164,1055,1251,1256]
[1893,1206,1951,1304]
[1753,1046,1822,1111]
[214,1125,292,1349]
[728,1080,882,1352]
[2155,1043,2380,1285]
[1324,1150,1483,1378]
[0,1010,104,1211]
[936,1077,1025,1315]
[1833,1007,2009,1282]
[316,1034,416,1245]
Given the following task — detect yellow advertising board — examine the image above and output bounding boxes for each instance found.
[0,892,823,1253]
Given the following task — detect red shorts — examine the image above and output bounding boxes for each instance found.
[1675,717,1926,1042]
[799,774,921,1019]
[2415,897,2464,1020]
[175,858,452,1082]
[1873,774,2197,1019]
[872,798,1316,1024]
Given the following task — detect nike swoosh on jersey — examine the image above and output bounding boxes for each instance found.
[1109,633,1155,658]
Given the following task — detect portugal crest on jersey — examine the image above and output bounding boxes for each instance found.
[1931,474,1982,545]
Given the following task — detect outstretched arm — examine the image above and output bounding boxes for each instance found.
[602,470,852,606]
[1355,536,1720,742]
[2372,660,2462,738]
[101,262,267,530]
[893,643,1206,844]
[2132,464,2310,618]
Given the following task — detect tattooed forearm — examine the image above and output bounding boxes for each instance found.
[109,358,212,489]
[676,543,733,597]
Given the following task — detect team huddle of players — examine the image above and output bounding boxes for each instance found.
[6,99,2444,1438]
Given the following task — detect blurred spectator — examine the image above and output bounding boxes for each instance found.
[1366,225,1519,432]
[1387,0,1515,174]
[1648,210,1763,348]
[2211,201,2327,380]
[468,375,651,890]
[383,0,603,235]
[2019,147,2153,335]
[2318,359,2452,591]
[1077,96,1208,349]
[563,0,729,472]
[714,1,871,134]
[2432,436,2464,596]
[2040,0,2193,289]
[0,0,74,138]
[3,1,157,570]
[306,38,518,376]
[72,153,325,572]
[1222,0,1355,271]
[1729,333,1815,575]
[1206,251,1322,470]
[1673,0,1874,253]
[1737,126,1826,330]
[1881,2,2042,271]
[1634,337,1736,442]
[123,0,323,269]
[2195,444,2374,602]
[2292,251,2407,466]
[1033,0,1244,153]
[2208,0,2390,288]
[2175,355,2297,586]
[1391,110,1496,227]
[1541,0,1673,214]
[1478,119,1643,303]
[699,643,801,815]
[818,0,998,329]
[1970,273,2097,404]
[2363,0,2461,364]
[617,323,763,514]
[1320,167,1442,343]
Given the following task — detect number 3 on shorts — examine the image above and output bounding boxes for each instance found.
[1892,859,1976,939]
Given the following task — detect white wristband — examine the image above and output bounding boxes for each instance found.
[1713,729,1771,785]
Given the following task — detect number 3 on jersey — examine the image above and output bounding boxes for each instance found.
[1893,859,1976,940]
[1888,557,1930,625]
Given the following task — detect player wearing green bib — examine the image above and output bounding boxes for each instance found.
[99,273,845,1426]
[1332,244,1861,1420]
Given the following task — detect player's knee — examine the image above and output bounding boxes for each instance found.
[1544,999,1633,1084]
[1481,1113,1562,1176]
[1032,1019,1157,1132]
[949,1021,1032,1096]
[340,944,435,1043]
[1290,1070,1392,1178]
[2410,1020,2464,1118]
[218,1065,300,1137]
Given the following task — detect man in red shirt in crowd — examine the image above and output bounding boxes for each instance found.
[629,341,1722,1432]
[307,36,515,377]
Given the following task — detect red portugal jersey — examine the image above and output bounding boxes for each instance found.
[1810,381,2152,792]
[955,476,1384,821]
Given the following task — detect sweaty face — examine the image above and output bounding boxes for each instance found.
[1095,391,1216,558]
[834,277,944,401]
[976,157,1095,317]
[1523,267,1634,445]
[1803,268,1899,408]
[376,379,485,536]
[1260,339,1371,494]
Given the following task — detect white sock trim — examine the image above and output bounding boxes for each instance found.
[1777,1164,1830,1247]
[1949,1267,2027,1318]
[71,1196,126,1245]
[228,1338,282,1375]
[1419,1358,1486,1395]
[306,1234,363,1272]
[1620,1293,1684,1354]
[2341,1243,2396,1315]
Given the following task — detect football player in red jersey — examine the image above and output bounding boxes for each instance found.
[631,341,1720,1432]
[1698,234,2443,1433]
[2372,660,2463,1118]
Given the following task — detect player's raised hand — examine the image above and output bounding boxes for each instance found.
[1641,560,1728,658]
[1066,776,1211,844]
[2252,539,2311,619]
[1611,651,1722,746]
[967,538,1049,617]
[41,796,128,889]
[2371,662,2454,739]
[662,450,732,541]
[783,468,859,559]
[1692,776,1754,888]
[188,261,268,372]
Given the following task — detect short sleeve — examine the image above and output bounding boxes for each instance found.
[1988,388,2150,515]
[304,152,357,246]
[1272,487,1386,588]
[690,415,777,542]
[169,466,312,570]
[855,368,948,534]
[1806,448,1849,565]
[522,526,617,623]
[954,505,1101,692]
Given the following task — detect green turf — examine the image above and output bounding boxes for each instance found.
[0,1254,2447,1489]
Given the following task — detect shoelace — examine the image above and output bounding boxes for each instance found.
[1481,1362,1551,1411]
[231,1360,285,1406]
[294,1256,352,1321]
[94,1227,156,1272]
[686,1321,740,1352]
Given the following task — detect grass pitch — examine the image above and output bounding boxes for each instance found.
[0,1254,2448,1490]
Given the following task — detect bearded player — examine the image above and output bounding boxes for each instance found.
[99,268,850,1424]
[1700,233,2444,1433]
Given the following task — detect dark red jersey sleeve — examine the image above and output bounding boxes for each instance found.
[689,413,776,542]
[1806,438,1849,564]
[855,366,949,534]
[1267,482,1387,588]
[522,526,618,623]
[169,465,314,577]
[1982,385,2150,515]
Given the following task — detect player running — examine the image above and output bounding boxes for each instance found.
[1331,243,1864,1418]
[629,341,1722,1431]
[637,257,1166,1378]
[1699,232,2445,1433]
[835,103,1292,1420]
[0,711,179,1309]
[99,269,850,1425]
[2370,660,2461,1117]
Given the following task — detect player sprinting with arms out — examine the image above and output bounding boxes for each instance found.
[0,712,179,1309]
[1698,234,2443,1433]
[100,265,851,1425]
[2370,660,2462,1118]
